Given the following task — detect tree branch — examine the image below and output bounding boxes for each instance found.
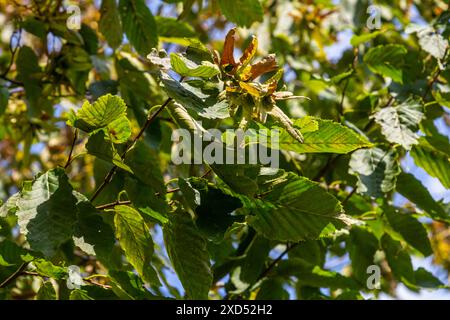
[0,263,29,289]
[64,128,78,169]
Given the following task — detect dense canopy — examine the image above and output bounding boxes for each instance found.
[0,0,449,300]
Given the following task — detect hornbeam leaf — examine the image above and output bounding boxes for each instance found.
[36,282,57,300]
[363,44,407,83]
[350,31,382,46]
[381,234,416,285]
[67,94,131,144]
[15,168,78,257]
[410,138,450,188]
[396,172,448,222]
[0,240,34,266]
[99,0,123,48]
[163,211,212,299]
[0,192,21,217]
[241,170,353,241]
[414,267,445,289]
[114,205,160,286]
[349,148,401,197]
[373,99,424,150]
[348,227,379,284]
[217,0,264,28]
[384,205,432,256]
[118,0,158,56]
[276,258,359,289]
[260,117,372,154]
[86,131,133,173]
[170,53,220,78]
[72,192,116,266]
[161,72,229,119]
[407,25,449,60]
[155,16,195,45]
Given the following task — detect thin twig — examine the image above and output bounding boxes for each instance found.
[1,29,21,79]
[95,200,132,210]
[342,187,356,205]
[64,128,78,169]
[0,263,29,289]
[257,244,297,281]
[337,79,349,120]
[90,167,117,202]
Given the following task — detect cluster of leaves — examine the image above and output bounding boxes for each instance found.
[0,0,449,300]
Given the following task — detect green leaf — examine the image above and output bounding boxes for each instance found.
[170,53,220,78]
[348,226,379,284]
[262,117,372,154]
[255,277,289,300]
[381,233,415,285]
[163,211,212,299]
[288,240,326,266]
[70,289,94,300]
[182,178,243,242]
[161,73,230,119]
[119,0,158,55]
[363,44,407,83]
[36,282,57,300]
[0,192,20,217]
[396,172,448,222]
[414,267,445,289]
[373,99,424,150]
[15,168,78,257]
[72,192,116,266]
[68,94,131,144]
[217,0,263,28]
[349,148,401,197]
[242,170,353,241]
[155,16,195,45]
[20,17,47,39]
[59,45,92,94]
[86,131,133,173]
[15,46,45,116]
[211,163,261,197]
[350,31,382,46]
[109,270,156,300]
[410,138,450,188]
[0,87,9,115]
[231,235,271,292]
[420,119,450,156]
[80,24,99,55]
[116,58,153,106]
[277,258,358,289]
[99,0,123,48]
[407,25,448,60]
[34,259,67,279]
[0,240,34,266]
[123,141,165,194]
[384,206,432,256]
[114,205,159,286]
[178,178,202,210]
[124,177,168,225]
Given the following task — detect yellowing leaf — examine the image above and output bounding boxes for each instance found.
[239,35,258,67]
